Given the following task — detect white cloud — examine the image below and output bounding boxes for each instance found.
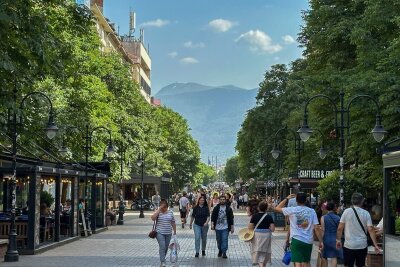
[235,30,282,54]
[180,57,199,64]
[208,19,237,32]
[168,51,178,58]
[183,41,205,48]
[282,35,296,44]
[140,19,170,28]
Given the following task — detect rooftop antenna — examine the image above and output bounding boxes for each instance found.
[129,9,136,37]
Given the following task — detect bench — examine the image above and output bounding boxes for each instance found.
[0,221,28,248]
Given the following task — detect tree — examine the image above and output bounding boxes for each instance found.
[224,156,239,185]
[0,0,201,190]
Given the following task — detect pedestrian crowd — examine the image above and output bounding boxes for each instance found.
[150,189,382,267]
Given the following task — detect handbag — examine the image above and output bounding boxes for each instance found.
[282,244,291,265]
[148,215,158,239]
[238,213,268,242]
[352,207,373,246]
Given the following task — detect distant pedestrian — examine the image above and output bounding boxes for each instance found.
[189,196,210,257]
[321,201,343,267]
[211,192,219,209]
[226,193,232,208]
[211,195,234,259]
[151,199,177,267]
[336,193,381,267]
[238,194,244,209]
[243,193,249,207]
[152,192,161,210]
[232,193,238,210]
[179,192,190,228]
[248,201,275,267]
[275,192,323,267]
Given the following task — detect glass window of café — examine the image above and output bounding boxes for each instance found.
[384,166,400,267]
[60,178,73,238]
[40,177,56,244]
[0,175,30,249]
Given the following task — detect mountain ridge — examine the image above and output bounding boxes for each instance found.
[155,83,258,163]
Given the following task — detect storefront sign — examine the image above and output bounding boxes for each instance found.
[298,169,333,179]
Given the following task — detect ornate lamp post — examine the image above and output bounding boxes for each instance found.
[271,126,304,190]
[59,125,115,231]
[5,90,58,262]
[297,90,386,207]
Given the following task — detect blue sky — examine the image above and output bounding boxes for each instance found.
[103,0,309,94]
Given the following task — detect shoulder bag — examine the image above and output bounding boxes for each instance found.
[148,214,158,239]
[239,213,268,242]
[352,207,373,246]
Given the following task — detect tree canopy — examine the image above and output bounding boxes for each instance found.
[236,0,400,198]
[0,0,201,189]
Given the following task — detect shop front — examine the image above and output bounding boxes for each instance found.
[118,174,171,206]
[382,138,400,266]
[0,156,109,254]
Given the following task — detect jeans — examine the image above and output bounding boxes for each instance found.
[193,224,209,253]
[156,232,172,263]
[215,229,229,253]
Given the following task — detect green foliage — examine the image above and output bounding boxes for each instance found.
[0,0,200,190]
[224,156,239,185]
[236,0,400,198]
[40,191,54,208]
[193,162,217,188]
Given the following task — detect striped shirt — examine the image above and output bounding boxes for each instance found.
[156,209,175,235]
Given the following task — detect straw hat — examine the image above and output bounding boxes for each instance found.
[238,228,254,242]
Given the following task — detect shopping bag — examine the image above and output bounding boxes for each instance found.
[169,235,180,263]
[282,244,291,265]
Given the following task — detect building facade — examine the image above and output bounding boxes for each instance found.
[78,0,153,104]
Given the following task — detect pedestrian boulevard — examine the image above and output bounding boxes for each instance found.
[3,210,321,267]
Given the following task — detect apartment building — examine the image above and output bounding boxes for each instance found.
[76,0,153,104]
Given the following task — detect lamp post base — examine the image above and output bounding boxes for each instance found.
[139,209,145,218]
[4,233,19,262]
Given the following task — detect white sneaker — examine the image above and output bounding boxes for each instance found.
[160,263,166,267]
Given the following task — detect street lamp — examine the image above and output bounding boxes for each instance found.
[5,90,58,262]
[58,125,115,231]
[136,149,145,218]
[271,126,304,189]
[298,91,387,206]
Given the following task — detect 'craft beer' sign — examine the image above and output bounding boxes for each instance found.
[298,170,333,179]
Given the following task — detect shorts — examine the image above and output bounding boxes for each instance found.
[291,238,313,263]
[343,247,367,267]
[179,209,187,218]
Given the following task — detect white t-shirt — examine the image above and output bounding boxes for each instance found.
[287,198,297,207]
[282,206,319,244]
[216,206,228,230]
[179,197,189,210]
[340,206,372,249]
[243,194,248,202]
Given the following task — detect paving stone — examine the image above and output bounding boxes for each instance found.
[2,209,325,267]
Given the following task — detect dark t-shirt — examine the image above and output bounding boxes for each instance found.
[250,212,274,229]
[192,205,210,226]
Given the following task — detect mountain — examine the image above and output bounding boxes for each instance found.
[155,82,258,163]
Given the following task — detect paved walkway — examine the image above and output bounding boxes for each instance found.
[3,209,322,267]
